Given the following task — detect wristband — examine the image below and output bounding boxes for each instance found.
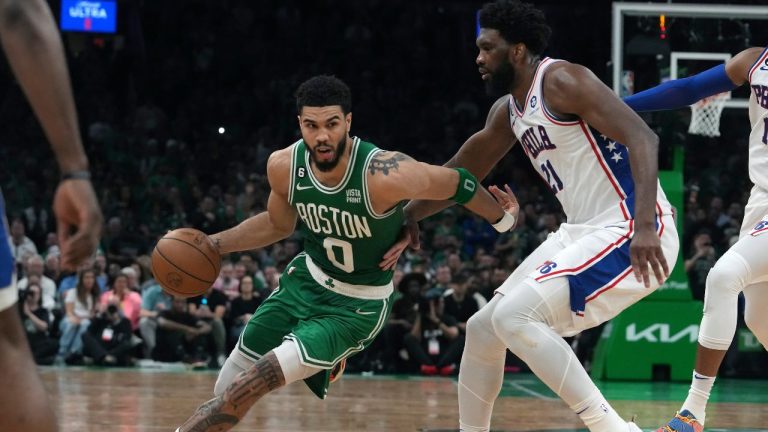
[61,170,91,181]
[451,168,478,205]
[492,212,516,232]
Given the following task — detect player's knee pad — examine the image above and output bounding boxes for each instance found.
[273,340,321,384]
[465,303,506,362]
[699,252,751,350]
[490,280,549,335]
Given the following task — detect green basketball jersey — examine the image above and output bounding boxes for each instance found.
[288,137,404,286]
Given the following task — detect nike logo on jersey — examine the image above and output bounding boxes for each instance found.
[296,184,313,191]
[355,308,376,316]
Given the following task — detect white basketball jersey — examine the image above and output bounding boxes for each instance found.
[747,47,768,191]
[510,58,672,225]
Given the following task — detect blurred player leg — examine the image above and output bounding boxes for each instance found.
[457,295,507,432]
[0,303,58,432]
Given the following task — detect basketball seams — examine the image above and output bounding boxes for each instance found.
[151,249,198,298]
[153,245,215,285]
[158,236,220,280]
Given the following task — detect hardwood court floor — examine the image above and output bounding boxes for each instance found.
[42,368,768,432]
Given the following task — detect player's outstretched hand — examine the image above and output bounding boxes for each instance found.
[379,218,420,271]
[53,178,103,270]
[629,227,669,288]
[489,184,520,228]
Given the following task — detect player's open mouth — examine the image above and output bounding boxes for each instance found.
[316,147,334,159]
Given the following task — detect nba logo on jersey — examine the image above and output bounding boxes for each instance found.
[751,219,768,237]
[537,260,558,274]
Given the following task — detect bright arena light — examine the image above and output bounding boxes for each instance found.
[218,127,225,134]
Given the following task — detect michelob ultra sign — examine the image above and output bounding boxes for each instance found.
[60,0,117,33]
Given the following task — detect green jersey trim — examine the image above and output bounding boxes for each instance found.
[287,140,302,205]
[305,137,360,194]
[361,149,398,220]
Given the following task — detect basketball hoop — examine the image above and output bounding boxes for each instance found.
[688,92,730,137]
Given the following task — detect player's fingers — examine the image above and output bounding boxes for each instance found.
[57,219,75,270]
[638,251,651,288]
[630,250,642,284]
[656,248,669,278]
[649,253,665,286]
[488,185,509,204]
[64,230,98,270]
[504,184,517,201]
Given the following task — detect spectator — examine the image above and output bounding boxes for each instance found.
[188,285,227,367]
[19,283,57,365]
[121,266,140,292]
[57,269,99,364]
[136,255,157,292]
[17,254,57,315]
[82,304,134,366]
[261,265,280,296]
[403,288,463,376]
[212,260,239,301]
[94,254,109,292]
[431,265,452,293]
[228,276,261,345]
[154,297,212,365]
[139,283,172,358]
[8,217,38,272]
[443,272,481,333]
[685,232,718,301]
[43,253,62,285]
[100,273,142,331]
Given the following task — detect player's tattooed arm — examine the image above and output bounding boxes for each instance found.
[367,151,414,176]
[178,352,286,432]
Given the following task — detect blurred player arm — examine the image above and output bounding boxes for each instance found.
[402,95,517,222]
[210,149,298,255]
[369,151,518,227]
[0,0,87,172]
[545,62,666,287]
[0,0,102,269]
[623,47,763,112]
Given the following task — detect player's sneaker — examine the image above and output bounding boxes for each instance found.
[329,358,346,383]
[656,410,704,432]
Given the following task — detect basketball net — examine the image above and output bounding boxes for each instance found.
[688,92,730,137]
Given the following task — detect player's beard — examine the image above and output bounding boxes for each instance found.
[309,136,347,172]
[485,60,515,97]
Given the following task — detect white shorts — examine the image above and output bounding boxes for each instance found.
[497,214,679,336]
[741,185,768,238]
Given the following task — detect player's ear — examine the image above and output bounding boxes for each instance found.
[296,114,302,127]
[511,42,525,63]
[345,112,352,133]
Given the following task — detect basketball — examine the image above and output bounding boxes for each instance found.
[151,228,221,298]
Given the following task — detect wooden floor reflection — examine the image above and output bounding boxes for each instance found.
[42,368,768,432]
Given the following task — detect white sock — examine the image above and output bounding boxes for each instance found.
[681,370,715,425]
[459,421,488,432]
[571,391,626,432]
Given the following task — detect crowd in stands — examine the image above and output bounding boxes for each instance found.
[2,1,763,376]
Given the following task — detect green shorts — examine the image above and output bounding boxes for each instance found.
[237,253,394,399]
